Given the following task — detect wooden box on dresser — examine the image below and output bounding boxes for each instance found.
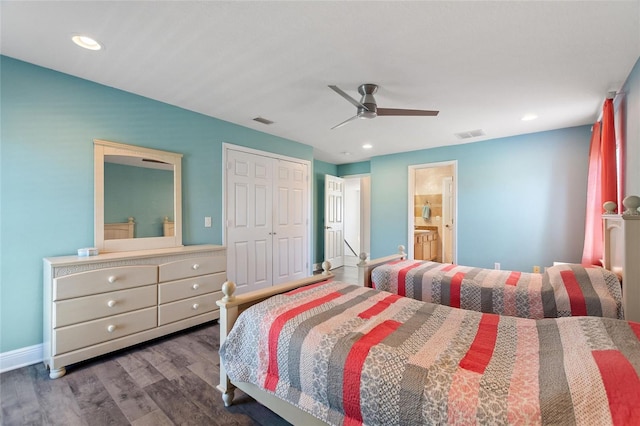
[43,245,226,379]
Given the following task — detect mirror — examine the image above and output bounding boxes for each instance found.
[94,139,183,252]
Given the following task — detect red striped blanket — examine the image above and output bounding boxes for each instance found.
[371,261,623,319]
[220,281,640,425]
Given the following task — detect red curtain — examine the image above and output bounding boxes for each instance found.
[601,99,618,209]
[581,98,619,266]
[581,122,603,265]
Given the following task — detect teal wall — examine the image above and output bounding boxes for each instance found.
[337,161,370,176]
[104,163,173,237]
[619,56,640,196]
[369,126,592,272]
[0,56,314,353]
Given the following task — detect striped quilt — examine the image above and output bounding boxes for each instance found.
[220,281,640,426]
[371,261,623,319]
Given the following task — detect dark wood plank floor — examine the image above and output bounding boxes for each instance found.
[1,266,356,426]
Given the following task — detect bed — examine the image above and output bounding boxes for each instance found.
[220,279,640,425]
[217,204,640,425]
[367,258,624,320]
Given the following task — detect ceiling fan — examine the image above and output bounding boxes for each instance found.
[328,83,439,129]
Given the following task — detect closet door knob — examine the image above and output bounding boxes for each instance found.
[107,300,116,308]
[192,303,199,310]
[107,276,117,283]
[107,325,116,333]
[192,283,200,290]
[192,264,199,270]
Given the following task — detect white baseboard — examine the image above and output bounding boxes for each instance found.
[0,344,43,373]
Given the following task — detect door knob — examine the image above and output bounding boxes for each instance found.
[325,226,332,229]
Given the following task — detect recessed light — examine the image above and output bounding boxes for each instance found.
[72,35,102,51]
[362,143,373,149]
[521,113,538,121]
[341,151,352,156]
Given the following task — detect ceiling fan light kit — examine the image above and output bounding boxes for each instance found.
[329,83,439,129]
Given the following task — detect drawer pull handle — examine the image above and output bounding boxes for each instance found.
[107,300,117,308]
[107,325,116,333]
[192,283,200,290]
[192,303,199,310]
[192,264,200,270]
[107,276,117,283]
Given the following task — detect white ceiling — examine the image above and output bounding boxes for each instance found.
[2,1,639,164]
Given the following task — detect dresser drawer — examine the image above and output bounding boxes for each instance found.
[158,292,220,326]
[158,272,225,304]
[159,256,226,282]
[53,307,157,355]
[54,265,158,300]
[54,285,157,328]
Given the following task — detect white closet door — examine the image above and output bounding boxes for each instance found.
[272,159,308,284]
[226,150,273,294]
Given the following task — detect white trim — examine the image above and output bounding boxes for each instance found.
[339,172,371,179]
[0,344,43,373]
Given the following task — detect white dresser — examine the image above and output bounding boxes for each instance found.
[43,245,225,379]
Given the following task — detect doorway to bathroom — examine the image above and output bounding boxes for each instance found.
[408,161,457,263]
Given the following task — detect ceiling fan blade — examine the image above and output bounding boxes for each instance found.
[331,114,359,130]
[328,85,368,110]
[377,108,439,117]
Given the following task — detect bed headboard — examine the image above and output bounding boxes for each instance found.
[163,216,175,237]
[104,217,135,240]
[602,195,640,322]
[357,245,406,287]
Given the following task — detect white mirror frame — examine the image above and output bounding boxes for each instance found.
[94,139,183,252]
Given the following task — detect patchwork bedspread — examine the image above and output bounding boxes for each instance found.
[371,261,623,319]
[220,281,640,425]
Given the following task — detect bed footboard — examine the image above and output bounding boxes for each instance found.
[216,264,333,406]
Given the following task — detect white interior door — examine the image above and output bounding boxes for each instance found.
[272,159,308,284]
[442,176,454,264]
[226,149,273,294]
[324,174,344,269]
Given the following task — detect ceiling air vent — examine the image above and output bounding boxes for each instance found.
[455,129,485,139]
[253,116,274,125]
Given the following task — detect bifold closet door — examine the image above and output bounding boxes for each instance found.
[226,149,309,294]
[272,159,308,285]
[226,150,273,294]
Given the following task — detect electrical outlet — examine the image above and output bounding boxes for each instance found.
[494,262,500,270]
[533,265,541,273]
[204,216,212,228]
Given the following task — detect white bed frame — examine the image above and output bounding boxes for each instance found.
[216,200,639,424]
[603,198,640,322]
[104,216,135,240]
[163,216,175,237]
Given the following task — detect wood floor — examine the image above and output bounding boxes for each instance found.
[1,266,357,426]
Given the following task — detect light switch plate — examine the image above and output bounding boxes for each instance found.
[204,216,212,228]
